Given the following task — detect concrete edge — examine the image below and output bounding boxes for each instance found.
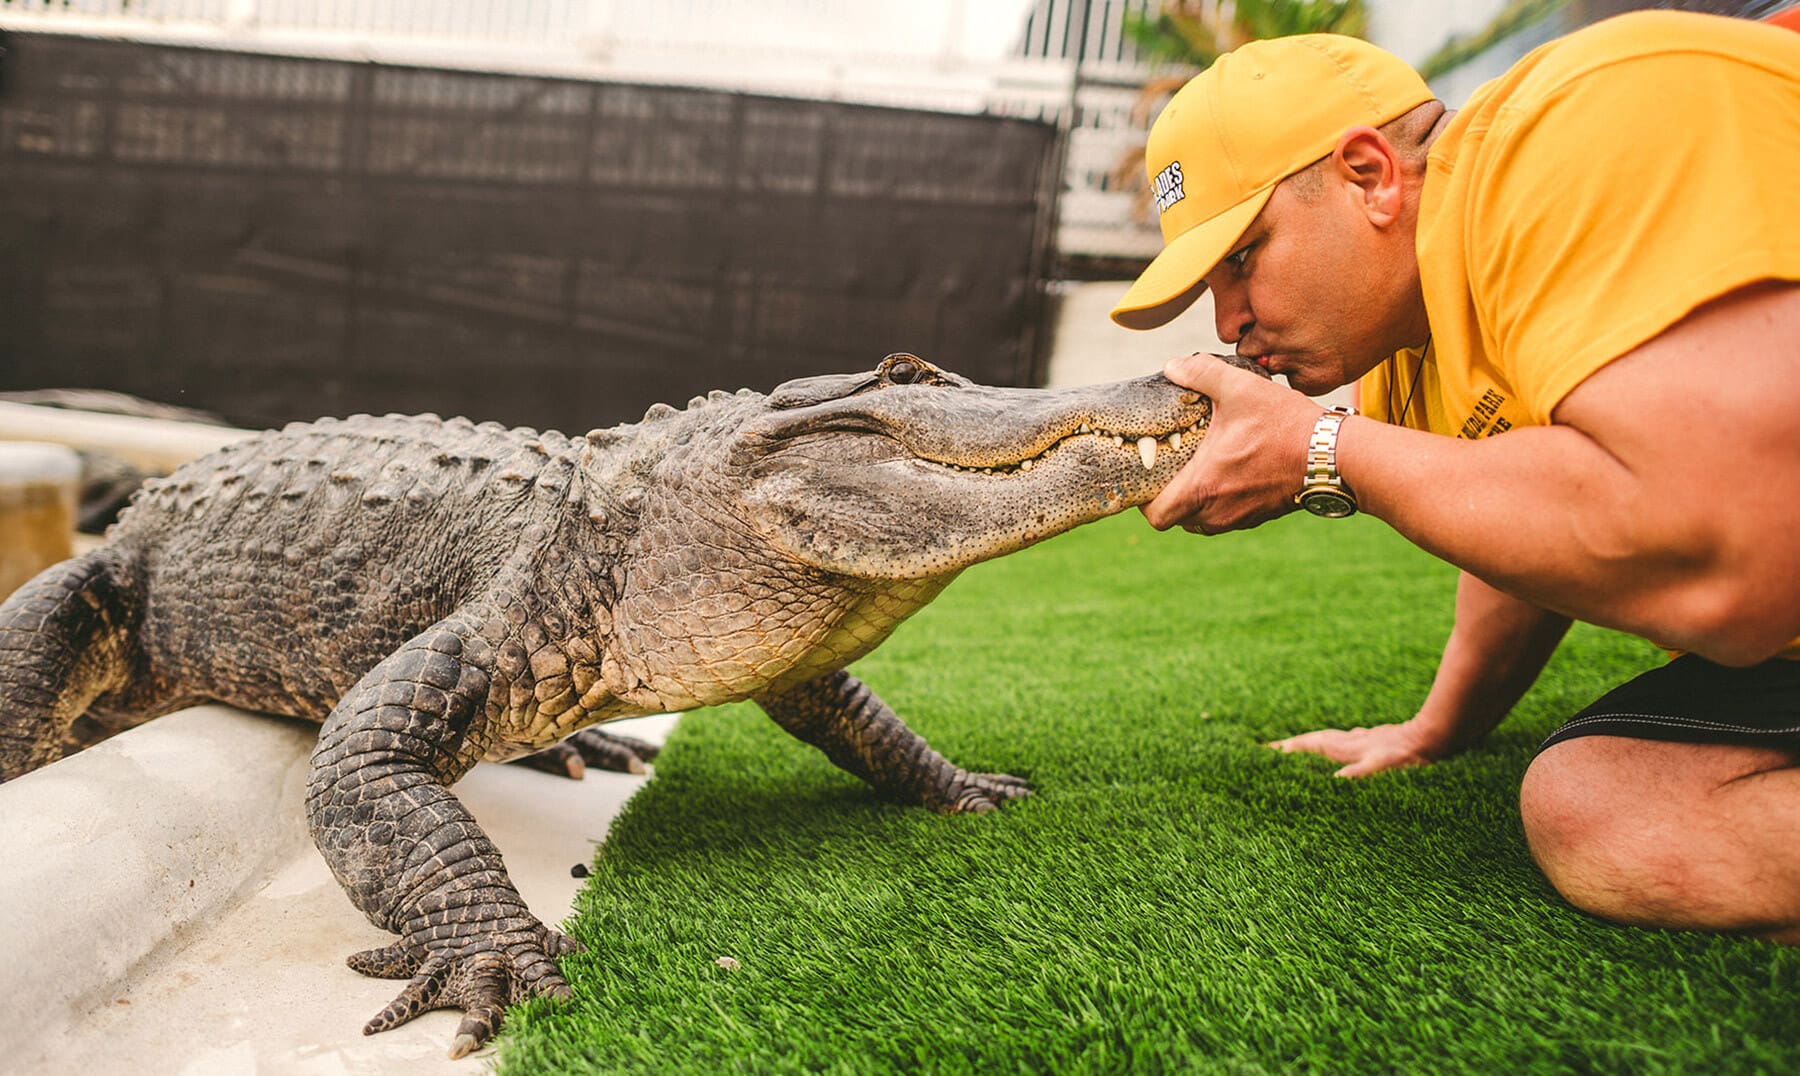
[0,706,317,1052]
[0,400,253,473]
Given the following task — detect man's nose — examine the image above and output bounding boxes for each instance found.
[1210,279,1253,345]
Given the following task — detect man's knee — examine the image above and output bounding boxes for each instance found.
[1519,738,1669,923]
[1520,736,1799,936]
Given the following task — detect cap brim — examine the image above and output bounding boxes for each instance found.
[1109,182,1276,331]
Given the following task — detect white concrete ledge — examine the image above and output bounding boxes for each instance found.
[0,706,676,1074]
[0,706,317,1055]
[0,401,253,474]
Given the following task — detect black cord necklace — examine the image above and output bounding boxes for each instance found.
[1389,338,1429,427]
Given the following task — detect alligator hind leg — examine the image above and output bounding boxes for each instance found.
[757,670,1030,814]
[511,726,662,779]
[0,553,136,780]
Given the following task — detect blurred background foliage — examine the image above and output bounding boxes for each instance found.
[1121,0,1371,69]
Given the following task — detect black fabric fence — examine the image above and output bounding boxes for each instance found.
[0,34,1059,432]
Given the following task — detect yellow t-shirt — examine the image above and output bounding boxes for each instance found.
[1358,10,1800,654]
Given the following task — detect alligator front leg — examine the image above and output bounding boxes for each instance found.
[305,619,578,1058]
[757,670,1030,813]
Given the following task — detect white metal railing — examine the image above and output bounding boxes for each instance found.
[1018,0,1156,65]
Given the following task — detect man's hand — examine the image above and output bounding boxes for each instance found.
[1142,353,1326,534]
[1272,578,1573,778]
[1270,719,1450,778]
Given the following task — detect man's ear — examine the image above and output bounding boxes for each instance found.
[1330,126,1404,227]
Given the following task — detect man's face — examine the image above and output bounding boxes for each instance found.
[1200,171,1424,395]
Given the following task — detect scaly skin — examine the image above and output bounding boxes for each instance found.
[0,354,1242,1057]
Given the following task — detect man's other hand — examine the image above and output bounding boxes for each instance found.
[1270,719,1451,778]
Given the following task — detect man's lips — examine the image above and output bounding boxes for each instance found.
[1242,353,1294,379]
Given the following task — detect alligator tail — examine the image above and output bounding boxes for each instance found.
[0,552,137,781]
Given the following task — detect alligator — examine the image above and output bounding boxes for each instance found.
[0,353,1233,1058]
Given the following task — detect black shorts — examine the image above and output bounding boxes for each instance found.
[1538,653,1800,753]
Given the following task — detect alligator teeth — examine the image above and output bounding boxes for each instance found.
[1020,458,1034,471]
[1078,422,1092,434]
[1137,436,1157,470]
[1170,431,1182,452]
[1111,435,1124,447]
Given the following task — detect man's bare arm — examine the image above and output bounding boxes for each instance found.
[1345,282,1800,663]
[1275,572,1570,775]
[1151,281,1800,665]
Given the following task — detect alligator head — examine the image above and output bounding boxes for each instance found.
[732,353,1215,578]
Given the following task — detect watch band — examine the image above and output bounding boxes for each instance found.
[1295,405,1357,512]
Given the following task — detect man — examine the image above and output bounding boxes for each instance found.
[1110,11,1800,942]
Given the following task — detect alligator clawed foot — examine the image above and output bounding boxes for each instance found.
[942,771,1032,814]
[348,925,583,1058]
[512,727,663,779]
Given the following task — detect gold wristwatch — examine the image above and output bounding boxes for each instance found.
[1294,406,1358,518]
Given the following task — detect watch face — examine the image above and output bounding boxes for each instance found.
[1300,488,1357,518]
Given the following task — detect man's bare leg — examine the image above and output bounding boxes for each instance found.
[1521,736,1800,944]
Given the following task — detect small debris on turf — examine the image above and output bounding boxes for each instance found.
[570,863,589,878]
[715,956,740,971]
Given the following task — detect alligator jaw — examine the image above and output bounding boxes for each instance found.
[738,374,1214,581]
[930,420,1200,477]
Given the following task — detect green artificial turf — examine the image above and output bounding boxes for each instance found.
[496,512,1800,1074]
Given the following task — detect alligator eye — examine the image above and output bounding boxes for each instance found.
[880,353,924,384]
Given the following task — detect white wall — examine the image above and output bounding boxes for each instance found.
[1042,281,1358,407]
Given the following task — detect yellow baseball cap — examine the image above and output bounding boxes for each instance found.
[1110,34,1433,330]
